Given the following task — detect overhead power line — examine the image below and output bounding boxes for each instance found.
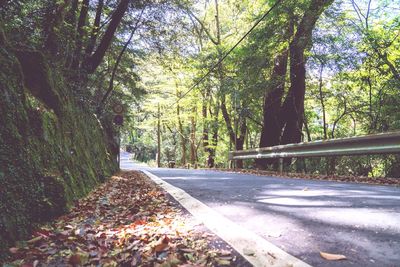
[172,0,283,106]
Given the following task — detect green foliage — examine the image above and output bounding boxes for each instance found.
[118,0,399,175]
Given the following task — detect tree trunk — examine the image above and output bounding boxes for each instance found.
[190,111,197,165]
[235,117,247,169]
[221,96,247,168]
[97,30,134,112]
[303,114,312,142]
[281,46,306,145]
[177,104,187,165]
[71,0,89,69]
[83,0,130,73]
[256,16,294,169]
[0,0,8,8]
[281,0,334,146]
[65,0,79,25]
[85,0,104,57]
[221,96,235,144]
[209,99,220,167]
[318,62,334,174]
[157,104,161,167]
[257,50,289,168]
[43,0,71,56]
[318,63,327,140]
[280,0,333,170]
[260,51,288,147]
[202,90,210,166]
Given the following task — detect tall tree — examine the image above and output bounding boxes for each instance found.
[281,0,334,146]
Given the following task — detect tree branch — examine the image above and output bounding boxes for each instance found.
[85,0,104,57]
[220,96,236,144]
[83,0,130,73]
[71,0,89,68]
[97,9,144,112]
[179,5,219,45]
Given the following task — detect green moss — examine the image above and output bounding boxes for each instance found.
[37,175,68,221]
[0,47,118,259]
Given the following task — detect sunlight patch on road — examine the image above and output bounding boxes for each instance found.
[257,197,343,207]
[162,176,232,180]
[311,209,400,232]
[257,189,338,197]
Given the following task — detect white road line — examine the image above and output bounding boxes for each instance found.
[143,170,312,267]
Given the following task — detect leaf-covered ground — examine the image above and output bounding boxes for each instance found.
[3,171,250,267]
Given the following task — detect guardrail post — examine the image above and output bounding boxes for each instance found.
[278,158,283,174]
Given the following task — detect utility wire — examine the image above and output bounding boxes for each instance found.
[171,0,283,106]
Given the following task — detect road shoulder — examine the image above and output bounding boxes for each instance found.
[143,170,312,267]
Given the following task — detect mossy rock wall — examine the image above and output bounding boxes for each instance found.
[0,47,118,258]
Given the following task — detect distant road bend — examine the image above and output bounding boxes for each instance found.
[120,152,400,267]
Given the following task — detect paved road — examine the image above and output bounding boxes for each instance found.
[120,152,400,266]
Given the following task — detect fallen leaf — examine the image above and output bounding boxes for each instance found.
[184,252,195,261]
[69,254,81,265]
[76,248,90,264]
[153,242,169,252]
[102,258,118,267]
[10,260,24,266]
[47,248,58,255]
[130,251,142,266]
[320,251,347,261]
[161,235,170,244]
[26,236,43,244]
[153,235,170,252]
[267,231,282,238]
[157,251,169,261]
[243,248,255,256]
[218,249,231,256]
[9,247,19,254]
[218,256,233,261]
[267,252,276,259]
[179,248,195,253]
[196,255,208,265]
[216,258,231,265]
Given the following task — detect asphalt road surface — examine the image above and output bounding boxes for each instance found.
[120,152,400,266]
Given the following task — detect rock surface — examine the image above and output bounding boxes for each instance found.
[0,46,117,258]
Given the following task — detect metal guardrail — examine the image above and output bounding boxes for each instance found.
[229,131,400,162]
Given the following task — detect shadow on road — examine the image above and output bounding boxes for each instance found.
[149,169,400,267]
